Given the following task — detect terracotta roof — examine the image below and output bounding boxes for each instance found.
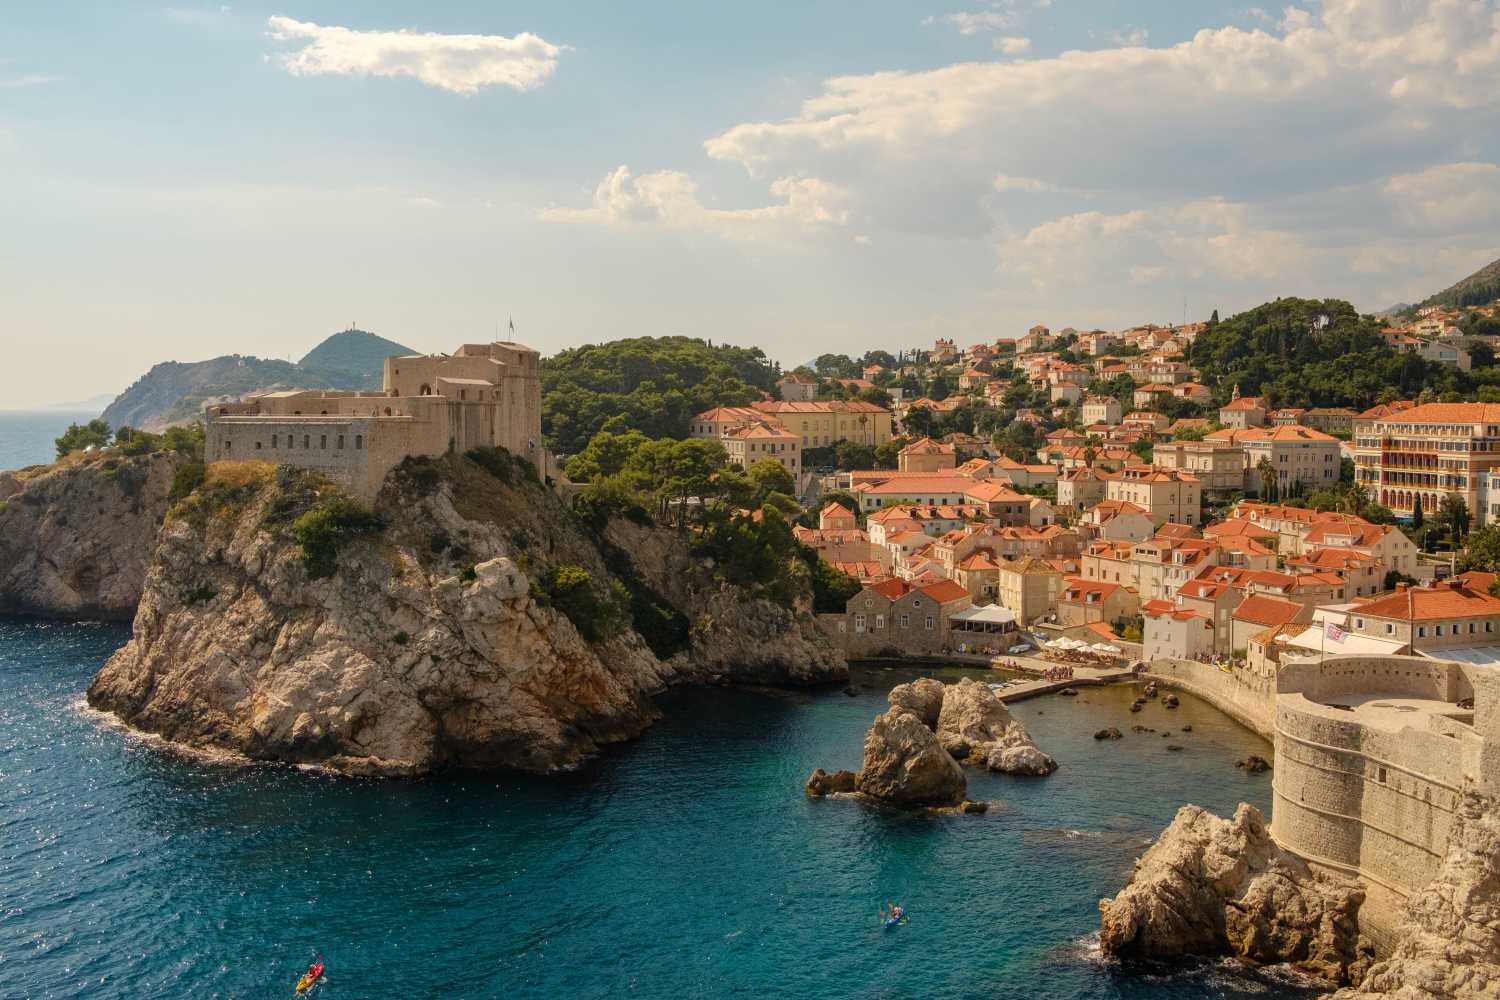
[964,482,1028,503]
[1221,396,1267,411]
[1361,402,1500,424]
[920,579,971,603]
[1354,582,1500,620]
[1062,578,1122,601]
[829,561,885,581]
[868,578,911,600]
[1232,425,1339,443]
[1303,521,1399,547]
[1233,594,1306,627]
[694,405,762,422]
[1204,519,1278,541]
[900,437,955,456]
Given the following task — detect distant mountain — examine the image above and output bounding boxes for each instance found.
[298,329,415,383]
[1415,256,1500,312]
[100,329,416,431]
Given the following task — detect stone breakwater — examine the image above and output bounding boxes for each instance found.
[87,456,845,776]
[806,677,1056,810]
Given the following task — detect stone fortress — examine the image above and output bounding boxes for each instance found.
[1269,652,1500,947]
[205,340,544,500]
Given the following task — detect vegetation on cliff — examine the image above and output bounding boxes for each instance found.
[541,336,779,454]
[1415,255,1500,312]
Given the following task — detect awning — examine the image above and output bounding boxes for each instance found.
[1420,646,1500,667]
[951,605,1018,625]
[1285,629,1408,657]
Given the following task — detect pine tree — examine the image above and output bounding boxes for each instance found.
[1413,495,1424,529]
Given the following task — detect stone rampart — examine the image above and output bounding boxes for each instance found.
[1145,658,1275,737]
[1269,654,1491,948]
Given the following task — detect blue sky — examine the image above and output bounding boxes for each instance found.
[3,1,1499,407]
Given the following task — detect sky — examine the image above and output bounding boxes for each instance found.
[3,0,1499,408]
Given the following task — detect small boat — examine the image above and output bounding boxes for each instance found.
[881,905,907,929]
[295,959,325,993]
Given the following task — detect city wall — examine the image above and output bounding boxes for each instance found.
[1145,658,1276,737]
[1270,655,1500,948]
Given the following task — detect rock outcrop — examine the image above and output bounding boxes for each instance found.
[1333,793,1500,999]
[87,454,846,776]
[888,677,945,729]
[804,768,858,796]
[1099,803,1370,985]
[856,707,967,807]
[601,518,845,687]
[810,676,1058,809]
[936,678,1057,775]
[0,450,187,619]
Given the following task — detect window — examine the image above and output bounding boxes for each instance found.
[899,614,910,628]
[337,435,345,449]
[254,441,262,450]
[1355,618,1364,629]
[355,435,363,450]
[225,440,233,451]
[1418,626,1427,637]
[303,435,311,448]
[874,614,886,630]
[854,614,866,633]
[925,616,934,630]
[320,435,327,449]
[272,434,278,448]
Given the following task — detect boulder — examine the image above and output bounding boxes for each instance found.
[936,677,1057,776]
[1095,727,1123,740]
[805,768,858,797]
[856,708,966,808]
[1237,755,1272,773]
[1163,694,1180,709]
[1099,803,1368,984]
[888,677,946,729]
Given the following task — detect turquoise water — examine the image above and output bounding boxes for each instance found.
[0,620,1321,999]
[0,411,98,472]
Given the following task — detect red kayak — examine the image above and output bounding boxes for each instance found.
[295,960,324,993]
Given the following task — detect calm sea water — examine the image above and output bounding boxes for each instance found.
[0,621,1321,1000]
[0,412,99,472]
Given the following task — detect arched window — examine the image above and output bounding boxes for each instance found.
[419,384,433,396]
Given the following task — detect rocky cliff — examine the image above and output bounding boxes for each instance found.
[0,450,188,619]
[1099,803,1371,985]
[1332,792,1500,999]
[86,452,845,775]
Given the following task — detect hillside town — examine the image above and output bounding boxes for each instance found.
[661,303,1500,672]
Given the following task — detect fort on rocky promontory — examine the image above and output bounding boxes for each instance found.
[205,340,548,502]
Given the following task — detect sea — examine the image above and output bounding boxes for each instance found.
[0,411,101,472]
[0,620,1326,1000]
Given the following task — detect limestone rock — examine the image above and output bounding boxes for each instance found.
[856,707,966,807]
[1099,803,1368,984]
[0,450,186,619]
[602,518,847,687]
[87,456,843,776]
[1096,727,1124,740]
[805,768,858,797]
[888,677,945,729]
[1237,755,1272,773]
[1332,793,1500,999]
[936,677,1056,776]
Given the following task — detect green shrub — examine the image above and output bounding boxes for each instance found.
[466,446,514,483]
[183,584,216,605]
[113,426,162,456]
[429,531,451,554]
[532,564,622,642]
[398,457,442,495]
[460,563,477,582]
[292,499,383,579]
[393,631,410,646]
[169,462,206,502]
[55,419,110,459]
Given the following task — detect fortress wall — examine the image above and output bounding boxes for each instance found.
[1277,655,1468,704]
[208,416,423,501]
[1145,658,1275,737]
[1271,692,1467,946]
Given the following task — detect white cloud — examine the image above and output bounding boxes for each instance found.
[0,74,63,89]
[1385,162,1500,232]
[265,16,563,95]
[539,166,851,240]
[925,1,1052,37]
[995,200,1311,297]
[994,36,1032,55]
[993,173,1057,193]
[1092,26,1149,48]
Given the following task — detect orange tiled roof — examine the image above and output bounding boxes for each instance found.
[1354,582,1500,620]
[1233,594,1306,627]
[920,579,971,603]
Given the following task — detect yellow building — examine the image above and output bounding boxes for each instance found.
[749,400,894,448]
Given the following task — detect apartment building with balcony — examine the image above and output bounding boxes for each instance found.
[1352,402,1500,526]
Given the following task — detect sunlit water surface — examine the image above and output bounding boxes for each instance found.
[0,620,1324,999]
